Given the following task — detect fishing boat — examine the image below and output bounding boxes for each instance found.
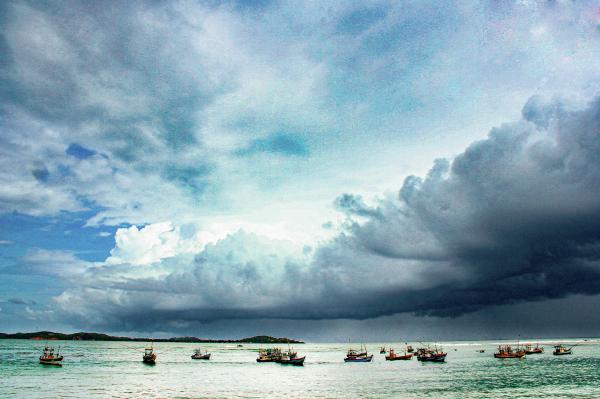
[191,348,211,360]
[385,348,413,360]
[478,349,485,353]
[379,346,386,354]
[344,344,373,362]
[257,348,282,362]
[524,344,544,354]
[494,345,525,359]
[143,346,156,364]
[417,346,447,362]
[277,354,306,366]
[39,346,63,366]
[553,344,572,356]
[344,354,373,362]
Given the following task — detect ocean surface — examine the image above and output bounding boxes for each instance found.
[1,338,599,398]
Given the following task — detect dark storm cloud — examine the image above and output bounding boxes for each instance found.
[54,94,600,332]
[311,94,600,318]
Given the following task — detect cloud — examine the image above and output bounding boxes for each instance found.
[2,0,600,334]
[0,0,329,226]
[236,133,309,157]
[50,93,600,331]
[66,143,96,159]
[13,248,92,278]
[55,230,310,330]
[334,193,380,218]
[313,94,600,317]
[105,222,218,266]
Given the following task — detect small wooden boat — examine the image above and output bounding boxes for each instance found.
[494,345,525,359]
[143,346,156,364]
[39,346,63,366]
[379,346,386,354]
[278,355,305,366]
[191,348,211,360]
[553,344,572,356]
[344,344,373,362]
[524,344,544,354]
[417,351,447,362]
[344,354,373,362]
[385,348,412,360]
[257,348,282,362]
[416,345,447,362]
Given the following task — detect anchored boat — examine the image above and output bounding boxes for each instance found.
[524,344,544,354]
[344,344,373,362]
[257,348,282,362]
[416,346,447,362]
[191,348,211,360]
[277,350,305,366]
[385,348,413,361]
[143,346,156,364]
[39,346,63,366]
[553,344,573,356]
[494,345,525,359]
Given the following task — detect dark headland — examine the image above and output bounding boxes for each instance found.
[0,331,303,344]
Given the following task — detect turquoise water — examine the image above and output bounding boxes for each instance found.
[1,339,599,398]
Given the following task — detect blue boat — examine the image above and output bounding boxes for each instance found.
[344,344,373,362]
[344,354,373,362]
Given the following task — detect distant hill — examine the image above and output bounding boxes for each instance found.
[0,331,303,344]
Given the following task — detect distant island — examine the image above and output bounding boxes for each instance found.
[0,331,304,344]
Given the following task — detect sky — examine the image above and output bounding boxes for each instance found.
[1,0,600,342]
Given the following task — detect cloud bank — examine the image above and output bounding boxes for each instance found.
[2,0,600,335]
[45,94,600,331]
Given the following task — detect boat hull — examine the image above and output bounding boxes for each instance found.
[191,354,211,360]
[494,353,525,358]
[385,354,413,361]
[344,355,373,362]
[278,356,305,366]
[143,355,156,364]
[418,354,447,362]
[553,351,572,356]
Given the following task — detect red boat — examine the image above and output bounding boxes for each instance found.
[494,345,525,359]
[39,346,63,366]
[385,348,413,360]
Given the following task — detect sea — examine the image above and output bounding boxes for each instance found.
[1,338,599,398]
